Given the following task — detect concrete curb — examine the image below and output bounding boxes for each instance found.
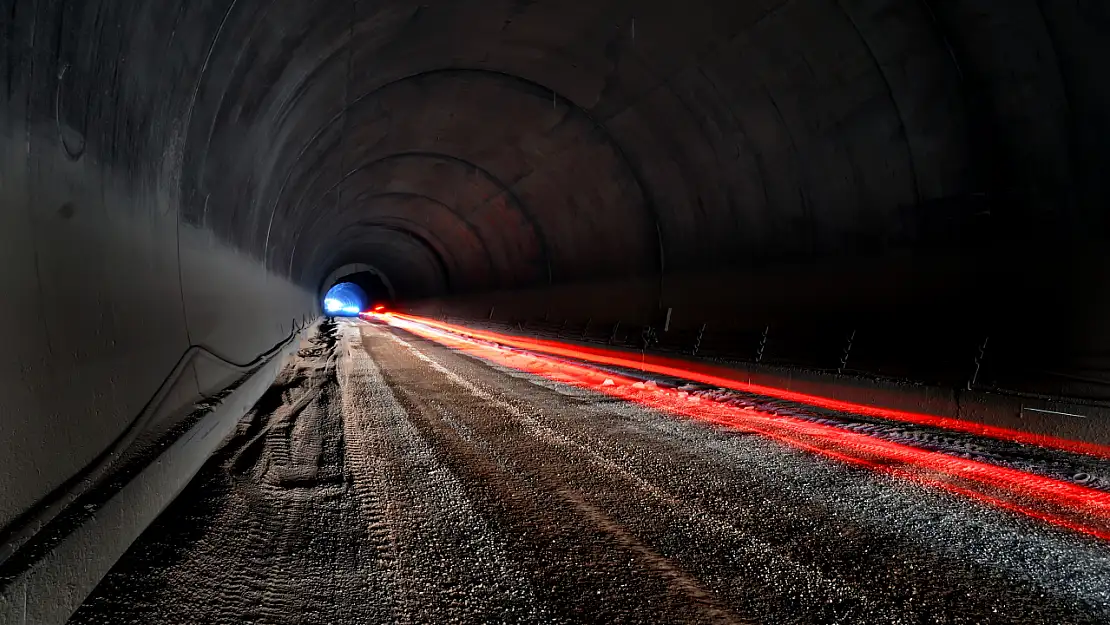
[0,332,303,625]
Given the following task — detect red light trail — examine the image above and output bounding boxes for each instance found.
[366,312,1110,541]
[375,312,1110,461]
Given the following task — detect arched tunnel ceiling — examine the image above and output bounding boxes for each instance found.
[8,0,1099,321]
[168,0,1106,302]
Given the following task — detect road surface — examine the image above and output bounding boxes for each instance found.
[71,318,1110,624]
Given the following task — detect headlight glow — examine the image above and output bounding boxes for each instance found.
[322,282,368,316]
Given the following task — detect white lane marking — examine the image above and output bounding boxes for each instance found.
[378,328,858,600]
[380,326,1110,612]
[1022,406,1089,419]
[337,322,549,620]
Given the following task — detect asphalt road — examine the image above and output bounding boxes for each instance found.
[71,318,1110,624]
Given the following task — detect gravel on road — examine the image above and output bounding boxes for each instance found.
[71,319,1110,624]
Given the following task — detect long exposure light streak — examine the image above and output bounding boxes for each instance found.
[379,312,1110,460]
[367,312,1110,541]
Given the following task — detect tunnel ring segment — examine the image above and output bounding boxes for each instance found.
[319,263,397,304]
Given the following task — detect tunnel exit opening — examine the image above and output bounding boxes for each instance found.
[323,282,367,316]
[321,270,393,316]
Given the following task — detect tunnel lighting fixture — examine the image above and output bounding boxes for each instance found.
[366,311,1110,541]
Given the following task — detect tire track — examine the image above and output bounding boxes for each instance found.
[366,327,753,624]
[371,323,1110,624]
[71,320,388,625]
[69,319,1110,624]
[337,321,553,624]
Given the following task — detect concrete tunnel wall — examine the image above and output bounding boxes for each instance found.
[1,0,1109,583]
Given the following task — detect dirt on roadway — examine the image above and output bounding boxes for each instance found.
[71,318,1110,624]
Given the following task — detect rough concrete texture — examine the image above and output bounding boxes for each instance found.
[69,319,1110,624]
[0,327,302,625]
[1,0,1109,615]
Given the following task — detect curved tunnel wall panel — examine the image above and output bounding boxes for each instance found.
[312,226,450,300]
[1037,1,1110,231]
[615,1,924,265]
[301,194,496,292]
[1,0,190,531]
[320,263,397,302]
[270,69,663,291]
[258,0,997,289]
[339,186,512,291]
[329,71,658,279]
[506,134,658,281]
[839,0,975,203]
[262,123,349,275]
[0,0,319,537]
[180,227,316,366]
[927,0,1074,225]
[0,151,46,533]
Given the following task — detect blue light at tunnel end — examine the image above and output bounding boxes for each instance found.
[322,282,368,317]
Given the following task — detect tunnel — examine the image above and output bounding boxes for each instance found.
[323,282,368,315]
[2,0,1109,622]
